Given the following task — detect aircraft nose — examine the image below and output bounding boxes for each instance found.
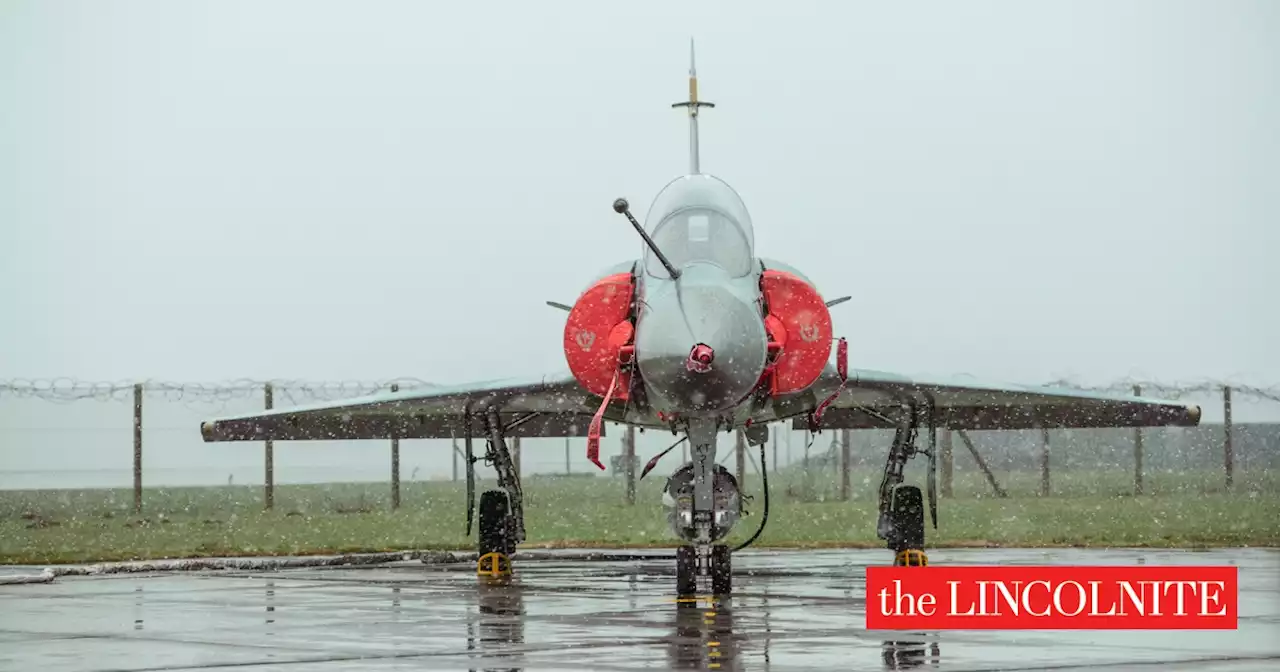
[634,270,768,413]
[686,344,715,373]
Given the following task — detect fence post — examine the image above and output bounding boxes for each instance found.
[1223,385,1234,490]
[839,428,851,501]
[390,383,400,510]
[565,436,571,475]
[1133,384,1143,496]
[625,425,636,505]
[264,383,274,510]
[940,429,953,498]
[735,429,746,491]
[512,436,521,478]
[1039,428,1051,497]
[771,427,778,475]
[133,383,142,514]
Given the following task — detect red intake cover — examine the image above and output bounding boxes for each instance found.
[761,269,833,395]
[564,272,635,399]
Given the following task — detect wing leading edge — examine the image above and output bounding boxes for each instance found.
[790,367,1201,431]
[199,371,605,442]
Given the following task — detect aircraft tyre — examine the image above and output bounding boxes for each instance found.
[478,489,516,560]
[675,545,732,596]
[710,544,732,595]
[890,485,928,567]
[676,546,697,596]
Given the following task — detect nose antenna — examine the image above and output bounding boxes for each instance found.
[613,198,681,280]
[671,38,714,174]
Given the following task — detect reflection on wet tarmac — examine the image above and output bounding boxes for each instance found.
[133,584,143,631]
[470,581,525,672]
[669,598,741,671]
[882,639,942,669]
[0,548,1275,672]
[265,580,275,630]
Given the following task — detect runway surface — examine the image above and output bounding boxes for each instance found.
[2,547,1277,671]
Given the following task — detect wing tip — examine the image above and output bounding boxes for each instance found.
[201,419,247,442]
[1154,401,1200,427]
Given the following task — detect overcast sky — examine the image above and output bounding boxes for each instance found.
[2,1,1278,483]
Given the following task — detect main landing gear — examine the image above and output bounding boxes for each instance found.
[889,485,929,567]
[476,490,516,580]
[797,336,937,568]
[862,390,939,568]
[802,358,940,568]
[464,406,529,582]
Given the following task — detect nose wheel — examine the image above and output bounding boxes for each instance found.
[676,544,732,596]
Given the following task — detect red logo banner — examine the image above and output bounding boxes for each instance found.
[866,565,1238,630]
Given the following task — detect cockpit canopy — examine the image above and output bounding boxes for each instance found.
[642,174,756,278]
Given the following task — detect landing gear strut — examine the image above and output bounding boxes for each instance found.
[668,419,741,597]
[465,406,528,580]
[869,392,939,567]
[659,418,774,597]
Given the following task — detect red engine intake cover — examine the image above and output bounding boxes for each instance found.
[563,272,635,399]
[761,269,833,395]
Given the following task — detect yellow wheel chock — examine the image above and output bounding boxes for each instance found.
[477,551,512,578]
[894,549,929,567]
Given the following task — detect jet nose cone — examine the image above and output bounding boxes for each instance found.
[635,273,768,414]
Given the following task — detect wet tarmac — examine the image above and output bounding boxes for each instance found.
[1,547,1277,671]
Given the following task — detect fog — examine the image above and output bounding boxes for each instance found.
[3,1,1276,488]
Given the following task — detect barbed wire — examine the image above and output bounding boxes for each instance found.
[0,376,1277,405]
[0,378,436,405]
[1038,377,1280,404]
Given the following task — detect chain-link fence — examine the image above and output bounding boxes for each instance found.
[2,378,1277,508]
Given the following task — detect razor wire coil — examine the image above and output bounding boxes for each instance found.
[0,377,1276,405]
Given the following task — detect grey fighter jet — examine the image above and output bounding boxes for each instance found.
[199,44,1201,594]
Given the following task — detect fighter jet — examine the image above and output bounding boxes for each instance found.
[199,43,1201,595]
